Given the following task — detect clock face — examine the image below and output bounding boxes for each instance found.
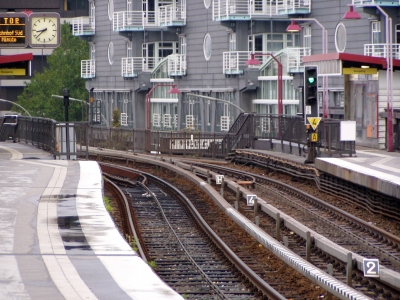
[31,17,58,45]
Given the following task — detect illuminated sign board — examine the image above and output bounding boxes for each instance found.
[0,69,26,76]
[0,13,27,47]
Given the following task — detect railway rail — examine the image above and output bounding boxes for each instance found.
[87,154,367,299]
[182,161,400,297]
[232,150,400,222]
[100,163,285,299]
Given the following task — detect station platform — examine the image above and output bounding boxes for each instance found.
[244,146,400,199]
[0,141,183,300]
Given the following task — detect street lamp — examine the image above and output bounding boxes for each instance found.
[343,5,394,152]
[286,18,329,119]
[245,53,283,116]
[145,84,181,130]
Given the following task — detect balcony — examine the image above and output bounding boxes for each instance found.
[353,0,400,6]
[113,11,158,31]
[72,17,95,36]
[286,47,311,73]
[168,54,186,76]
[114,2,187,32]
[364,43,400,59]
[159,1,186,27]
[81,60,95,79]
[223,51,250,74]
[277,0,312,15]
[212,0,311,21]
[122,57,163,78]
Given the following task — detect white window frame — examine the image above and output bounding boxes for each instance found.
[153,113,161,127]
[121,113,128,126]
[303,25,311,49]
[372,21,381,44]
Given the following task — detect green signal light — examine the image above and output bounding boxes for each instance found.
[308,77,315,84]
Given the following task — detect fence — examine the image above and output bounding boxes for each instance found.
[2,115,355,159]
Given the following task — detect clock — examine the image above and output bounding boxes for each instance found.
[29,13,60,48]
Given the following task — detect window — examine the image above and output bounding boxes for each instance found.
[108,42,114,64]
[153,113,161,127]
[248,34,263,53]
[121,113,128,126]
[335,23,347,53]
[126,41,132,57]
[371,21,381,44]
[90,43,96,60]
[303,25,311,49]
[229,32,236,51]
[108,0,114,21]
[396,24,400,44]
[64,0,87,10]
[203,33,212,60]
[180,36,187,55]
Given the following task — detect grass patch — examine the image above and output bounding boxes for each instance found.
[104,196,113,212]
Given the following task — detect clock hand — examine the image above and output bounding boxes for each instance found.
[35,28,47,38]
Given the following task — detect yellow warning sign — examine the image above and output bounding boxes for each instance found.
[307,117,321,130]
[311,133,318,142]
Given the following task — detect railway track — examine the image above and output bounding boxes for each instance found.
[97,158,371,299]
[180,161,400,299]
[100,163,286,299]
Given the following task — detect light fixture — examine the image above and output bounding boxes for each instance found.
[286,20,302,33]
[361,65,370,68]
[343,6,361,19]
[168,85,181,94]
[245,53,261,66]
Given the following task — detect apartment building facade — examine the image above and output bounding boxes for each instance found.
[75,0,400,149]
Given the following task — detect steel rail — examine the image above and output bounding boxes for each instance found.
[100,162,286,299]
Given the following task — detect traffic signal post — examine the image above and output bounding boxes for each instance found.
[303,66,320,164]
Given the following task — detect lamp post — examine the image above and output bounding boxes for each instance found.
[286,18,329,119]
[0,99,31,116]
[145,84,181,130]
[343,5,394,152]
[246,53,283,116]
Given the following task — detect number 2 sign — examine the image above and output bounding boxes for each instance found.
[362,258,380,278]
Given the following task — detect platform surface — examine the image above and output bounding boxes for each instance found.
[0,141,183,300]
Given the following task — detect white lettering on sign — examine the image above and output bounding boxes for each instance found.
[247,195,256,206]
[362,258,379,277]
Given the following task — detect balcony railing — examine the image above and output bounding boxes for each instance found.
[212,0,311,21]
[159,1,186,26]
[223,51,252,74]
[277,0,311,15]
[353,0,400,6]
[114,3,187,31]
[81,60,95,79]
[364,43,400,59]
[286,47,311,73]
[122,57,164,77]
[168,54,186,76]
[72,17,95,36]
[113,11,158,31]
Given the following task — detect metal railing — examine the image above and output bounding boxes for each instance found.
[364,43,400,59]
[3,115,355,160]
[287,47,311,73]
[72,16,95,36]
[353,0,400,5]
[113,11,158,31]
[81,60,95,79]
[168,54,187,76]
[212,0,311,20]
[121,57,162,77]
[159,2,186,26]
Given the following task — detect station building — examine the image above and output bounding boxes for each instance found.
[1,1,400,150]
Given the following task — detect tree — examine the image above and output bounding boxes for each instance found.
[14,23,89,121]
[112,107,121,128]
